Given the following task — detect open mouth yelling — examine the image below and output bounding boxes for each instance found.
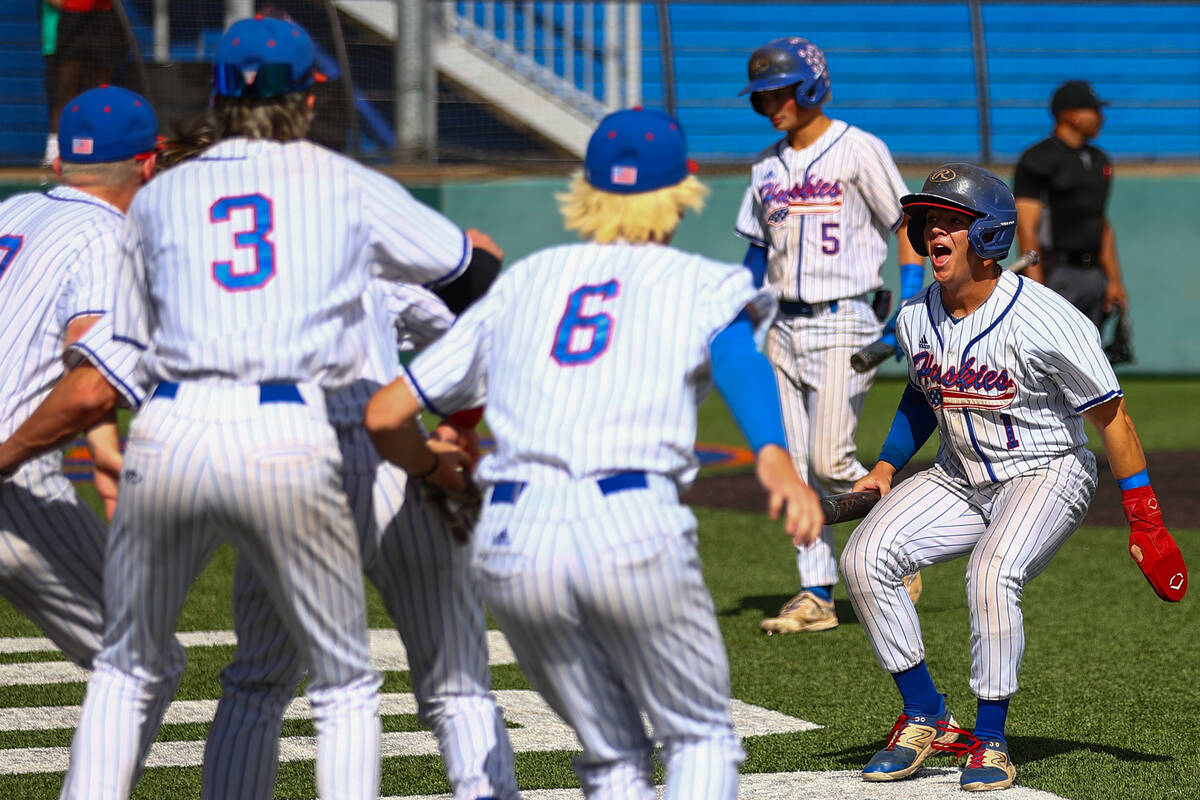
[929,243,952,268]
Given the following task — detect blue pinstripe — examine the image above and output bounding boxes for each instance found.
[61,385,380,800]
[201,423,518,800]
[474,478,742,800]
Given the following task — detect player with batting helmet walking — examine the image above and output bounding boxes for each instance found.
[841,163,1184,791]
[365,107,825,800]
[736,36,926,634]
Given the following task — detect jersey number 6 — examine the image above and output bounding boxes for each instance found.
[551,280,620,365]
[210,194,275,291]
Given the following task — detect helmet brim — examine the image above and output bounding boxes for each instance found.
[900,193,985,219]
[739,75,804,97]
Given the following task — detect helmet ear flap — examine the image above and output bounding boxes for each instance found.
[906,211,929,257]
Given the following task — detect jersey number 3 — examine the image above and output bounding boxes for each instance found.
[551,280,620,365]
[211,194,274,291]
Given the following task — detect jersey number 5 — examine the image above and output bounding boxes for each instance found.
[551,280,620,365]
[211,194,274,291]
[0,234,23,280]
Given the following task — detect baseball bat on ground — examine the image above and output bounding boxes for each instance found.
[821,490,881,525]
[849,250,1043,374]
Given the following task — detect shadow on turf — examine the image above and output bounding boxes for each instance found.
[722,595,861,627]
[821,735,1170,769]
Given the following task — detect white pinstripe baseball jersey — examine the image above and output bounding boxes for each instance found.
[735,121,908,303]
[114,138,470,389]
[896,271,1121,486]
[404,242,773,489]
[0,187,118,451]
[325,279,454,427]
[66,311,148,409]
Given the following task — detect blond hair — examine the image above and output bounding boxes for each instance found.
[557,172,709,244]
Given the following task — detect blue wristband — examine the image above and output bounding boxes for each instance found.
[900,262,924,301]
[1117,469,1150,491]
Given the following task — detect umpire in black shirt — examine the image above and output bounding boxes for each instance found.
[1013,80,1129,328]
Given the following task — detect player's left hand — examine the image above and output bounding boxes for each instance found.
[1103,281,1128,314]
[1122,486,1187,602]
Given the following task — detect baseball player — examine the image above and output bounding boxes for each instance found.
[840,164,1178,791]
[201,278,519,800]
[0,85,159,665]
[736,36,926,634]
[364,107,824,800]
[57,17,495,800]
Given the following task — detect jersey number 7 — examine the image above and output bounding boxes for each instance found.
[0,234,23,280]
[551,280,620,365]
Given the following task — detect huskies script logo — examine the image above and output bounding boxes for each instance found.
[759,176,844,226]
[913,351,1017,411]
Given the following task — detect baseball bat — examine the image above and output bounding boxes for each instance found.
[821,489,881,525]
[850,340,898,374]
[849,250,1043,374]
[1005,249,1040,273]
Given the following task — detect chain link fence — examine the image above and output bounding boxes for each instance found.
[2,1,1197,167]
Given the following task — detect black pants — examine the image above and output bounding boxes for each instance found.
[50,8,125,131]
[1045,263,1107,329]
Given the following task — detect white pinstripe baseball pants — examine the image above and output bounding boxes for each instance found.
[839,448,1096,699]
[767,297,882,587]
[0,458,106,668]
[473,475,743,800]
[59,383,381,800]
[201,426,518,800]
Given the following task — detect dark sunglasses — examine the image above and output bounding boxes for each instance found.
[213,63,314,98]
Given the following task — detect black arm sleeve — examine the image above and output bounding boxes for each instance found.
[432,247,502,314]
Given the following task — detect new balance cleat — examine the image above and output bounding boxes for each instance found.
[959,738,1016,791]
[904,571,923,603]
[862,700,959,782]
[760,590,836,634]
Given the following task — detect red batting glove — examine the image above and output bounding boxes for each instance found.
[1121,486,1188,602]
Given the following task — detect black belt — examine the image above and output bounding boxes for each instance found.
[489,471,648,505]
[151,381,304,405]
[1047,251,1100,268]
[778,299,838,317]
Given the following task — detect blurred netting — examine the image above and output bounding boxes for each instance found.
[0,1,1197,167]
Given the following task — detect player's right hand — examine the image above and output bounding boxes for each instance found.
[853,463,897,497]
[755,445,823,547]
[466,229,504,261]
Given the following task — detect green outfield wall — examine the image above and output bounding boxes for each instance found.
[4,172,1196,374]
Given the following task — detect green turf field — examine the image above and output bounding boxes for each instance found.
[0,378,1195,799]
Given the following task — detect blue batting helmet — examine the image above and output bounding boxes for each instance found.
[901,163,1017,261]
[740,37,830,112]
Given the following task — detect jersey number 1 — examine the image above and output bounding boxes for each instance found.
[551,280,619,365]
[211,194,274,291]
